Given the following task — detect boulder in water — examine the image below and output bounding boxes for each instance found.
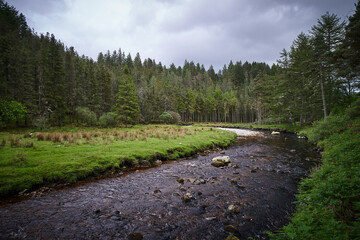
[211,156,231,167]
[271,131,280,135]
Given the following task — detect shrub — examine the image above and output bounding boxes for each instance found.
[159,112,173,123]
[33,115,49,130]
[0,99,28,127]
[75,107,97,125]
[167,111,181,124]
[300,115,348,142]
[9,136,22,147]
[99,112,118,127]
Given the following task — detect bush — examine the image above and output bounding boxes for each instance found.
[33,115,49,130]
[159,112,173,123]
[300,115,348,142]
[0,99,28,127]
[99,112,118,127]
[167,111,181,124]
[75,107,97,125]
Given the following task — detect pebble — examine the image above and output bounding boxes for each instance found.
[177,178,184,184]
[182,193,194,202]
[127,232,143,240]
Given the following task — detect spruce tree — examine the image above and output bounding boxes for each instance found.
[115,66,140,127]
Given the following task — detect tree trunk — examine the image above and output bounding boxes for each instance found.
[319,63,327,119]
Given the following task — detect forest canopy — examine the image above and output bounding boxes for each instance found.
[0,0,359,127]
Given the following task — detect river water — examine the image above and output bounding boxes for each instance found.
[0,129,320,239]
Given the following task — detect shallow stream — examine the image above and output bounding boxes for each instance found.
[0,129,320,239]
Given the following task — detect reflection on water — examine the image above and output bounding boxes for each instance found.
[0,131,320,239]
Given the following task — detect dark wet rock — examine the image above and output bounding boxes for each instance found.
[230,179,238,184]
[237,185,246,189]
[154,189,161,194]
[250,169,257,173]
[211,156,231,167]
[227,204,240,213]
[94,209,101,214]
[182,193,194,202]
[176,178,184,184]
[154,160,162,165]
[197,191,202,196]
[228,163,239,168]
[127,232,143,240]
[224,225,240,234]
[225,234,240,240]
[139,160,150,167]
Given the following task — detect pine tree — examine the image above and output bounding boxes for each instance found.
[115,66,140,127]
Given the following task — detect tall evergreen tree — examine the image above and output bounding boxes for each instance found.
[115,66,140,127]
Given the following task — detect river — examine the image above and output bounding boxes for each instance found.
[0,128,320,239]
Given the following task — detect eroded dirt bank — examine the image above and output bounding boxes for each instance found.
[0,129,320,239]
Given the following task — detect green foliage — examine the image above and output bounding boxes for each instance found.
[300,114,348,142]
[167,111,181,124]
[75,107,97,125]
[159,112,173,123]
[115,66,140,126]
[0,99,28,127]
[99,112,118,127]
[270,98,360,240]
[32,115,49,130]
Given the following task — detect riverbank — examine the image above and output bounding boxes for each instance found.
[0,127,319,239]
[268,105,360,239]
[0,126,237,198]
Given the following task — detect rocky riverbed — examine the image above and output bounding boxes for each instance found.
[0,129,320,239]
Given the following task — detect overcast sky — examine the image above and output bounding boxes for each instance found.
[9,0,358,70]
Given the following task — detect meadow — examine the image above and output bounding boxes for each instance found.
[0,125,236,197]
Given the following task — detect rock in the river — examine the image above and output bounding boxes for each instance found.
[154,160,162,165]
[225,234,240,240]
[177,178,184,184]
[224,225,240,234]
[271,131,280,135]
[127,232,143,240]
[182,192,194,202]
[227,204,240,213]
[228,163,238,168]
[211,156,231,167]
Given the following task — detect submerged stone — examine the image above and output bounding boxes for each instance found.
[182,192,194,202]
[127,232,143,240]
[176,178,184,184]
[224,225,239,234]
[225,234,240,240]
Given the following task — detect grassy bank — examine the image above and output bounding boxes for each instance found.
[269,101,360,239]
[0,125,236,197]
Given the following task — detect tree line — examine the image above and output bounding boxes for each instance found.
[0,0,359,127]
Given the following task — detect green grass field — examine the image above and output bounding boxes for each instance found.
[0,125,236,197]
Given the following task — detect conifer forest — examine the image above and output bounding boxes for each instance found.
[1,0,359,128]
